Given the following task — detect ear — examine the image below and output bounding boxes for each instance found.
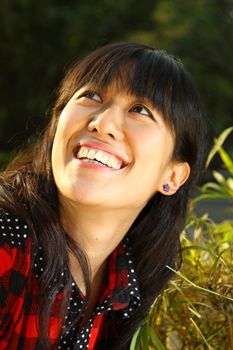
[158,162,190,196]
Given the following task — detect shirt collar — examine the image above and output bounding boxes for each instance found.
[33,235,141,317]
[99,236,141,314]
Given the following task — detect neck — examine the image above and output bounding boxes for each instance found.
[59,196,142,287]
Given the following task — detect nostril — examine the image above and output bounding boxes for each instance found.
[91,128,115,139]
[89,124,115,138]
[87,114,124,141]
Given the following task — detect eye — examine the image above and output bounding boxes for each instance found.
[80,90,102,102]
[130,104,154,119]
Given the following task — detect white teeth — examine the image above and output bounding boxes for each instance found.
[87,149,96,159]
[77,148,83,158]
[113,159,120,169]
[95,151,104,162]
[82,148,89,158]
[102,154,109,164]
[76,146,122,170]
[106,157,115,167]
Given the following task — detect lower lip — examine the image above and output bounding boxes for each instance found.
[75,158,121,171]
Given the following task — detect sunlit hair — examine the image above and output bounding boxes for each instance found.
[0,42,206,349]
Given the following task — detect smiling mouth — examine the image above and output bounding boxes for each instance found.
[75,146,124,170]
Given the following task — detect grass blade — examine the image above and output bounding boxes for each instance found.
[166,266,233,302]
[148,326,166,350]
[130,328,141,350]
[206,126,233,168]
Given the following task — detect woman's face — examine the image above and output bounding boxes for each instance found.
[51,81,176,213]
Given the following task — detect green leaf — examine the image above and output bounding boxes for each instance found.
[141,324,149,349]
[226,178,233,192]
[192,193,228,202]
[130,328,141,350]
[214,221,233,234]
[148,326,166,350]
[206,126,233,168]
[212,170,225,184]
[218,147,233,175]
[202,182,223,191]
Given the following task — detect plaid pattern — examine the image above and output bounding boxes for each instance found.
[0,211,140,349]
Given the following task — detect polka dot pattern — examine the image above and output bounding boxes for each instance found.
[0,212,141,349]
[0,211,29,252]
[121,237,141,319]
[60,237,140,349]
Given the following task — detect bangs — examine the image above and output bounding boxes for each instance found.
[72,43,185,127]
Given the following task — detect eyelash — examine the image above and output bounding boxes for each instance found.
[79,90,154,120]
[130,105,154,119]
[80,90,102,102]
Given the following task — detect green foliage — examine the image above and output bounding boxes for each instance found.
[130,128,233,350]
[195,127,233,201]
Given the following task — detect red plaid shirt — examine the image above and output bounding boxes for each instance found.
[0,211,140,349]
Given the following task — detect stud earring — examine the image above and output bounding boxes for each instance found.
[163,183,170,192]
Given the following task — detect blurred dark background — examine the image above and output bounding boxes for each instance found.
[0,0,233,167]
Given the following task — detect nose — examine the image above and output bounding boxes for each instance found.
[87,105,124,141]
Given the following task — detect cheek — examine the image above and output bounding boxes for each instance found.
[52,113,76,153]
[51,121,69,172]
[51,135,61,177]
[137,131,174,171]
[56,112,74,136]
[136,130,163,158]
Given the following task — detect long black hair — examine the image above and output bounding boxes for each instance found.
[0,42,206,349]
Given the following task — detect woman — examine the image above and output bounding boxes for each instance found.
[0,42,206,349]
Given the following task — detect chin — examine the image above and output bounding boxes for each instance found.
[57,182,105,207]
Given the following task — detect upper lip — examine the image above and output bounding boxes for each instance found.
[72,139,130,166]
